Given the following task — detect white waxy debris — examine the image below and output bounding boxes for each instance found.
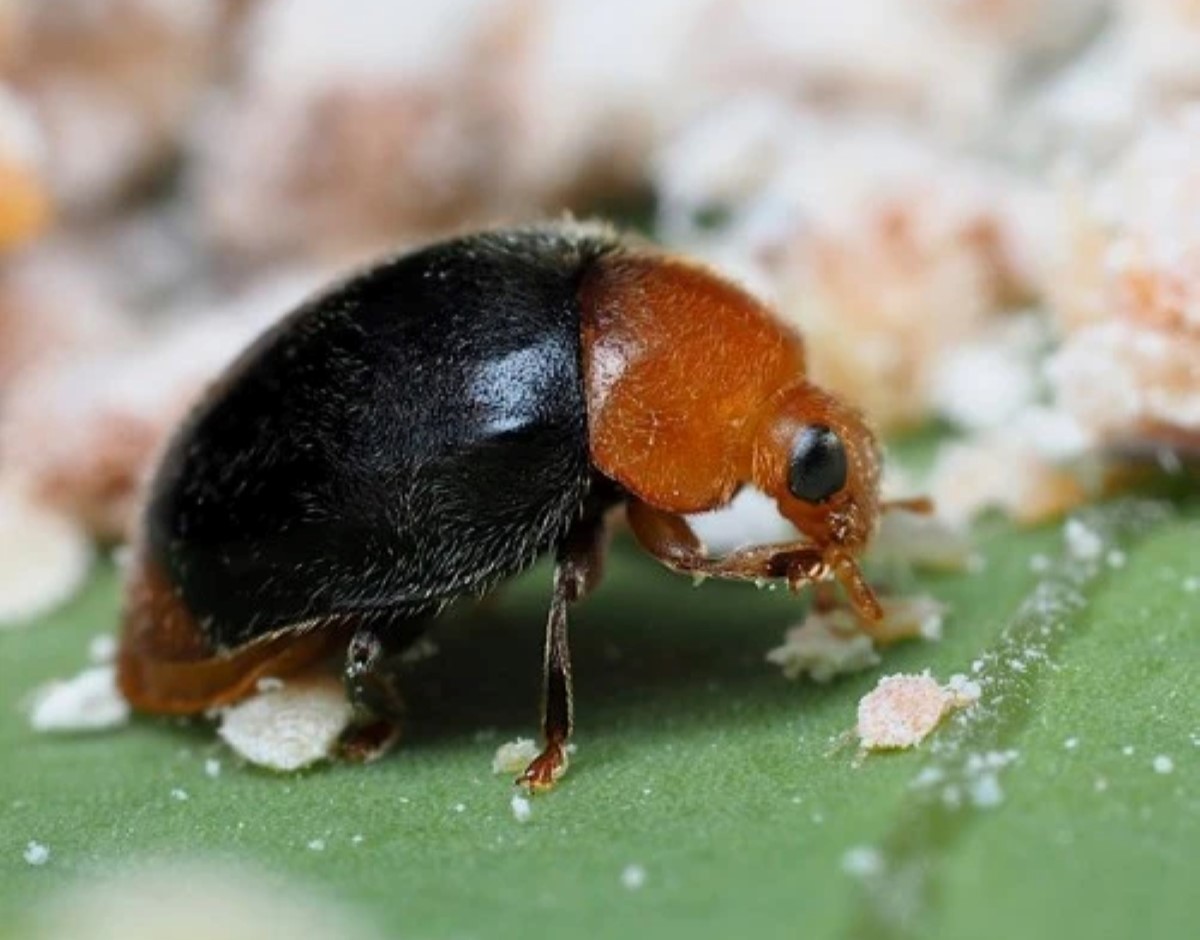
[1152,755,1175,775]
[1106,550,1127,569]
[944,674,982,707]
[0,479,93,627]
[1064,518,1104,561]
[620,864,647,890]
[1122,745,1135,756]
[29,665,131,732]
[453,803,466,814]
[307,839,325,852]
[766,610,879,683]
[856,672,976,750]
[510,793,532,823]
[255,677,285,693]
[170,788,189,802]
[88,633,118,664]
[204,758,222,779]
[967,773,1005,808]
[24,841,50,866]
[841,846,884,878]
[218,674,353,772]
[868,510,976,573]
[1064,737,1079,750]
[1183,577,1200,594]
[491,737,540,775]
[351,834,364,845]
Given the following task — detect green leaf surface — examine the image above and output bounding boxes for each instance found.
[1,499,1197,939]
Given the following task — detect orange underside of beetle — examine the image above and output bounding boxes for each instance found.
[116,557,352,714]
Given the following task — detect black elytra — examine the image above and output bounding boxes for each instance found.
[787,424,848,504]
[146,224,623,650]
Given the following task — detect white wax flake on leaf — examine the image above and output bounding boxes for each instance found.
[218,674,353,772]
[510,794,532,824]
[491,738,540,775]
[766,610,879,683]
[1152,755,1175,774]
[307,839,326,852]
[204,758,222,779]
[620,864,647,890]
[29,665,130,732]
[23,841,50,866]
[856,672,976,750]
[768,594,947,683]
[1063,518,1104,561]
[170,788,189,802]
[87,633,118,664]
[841,846,884,878]
[0,480,93,627]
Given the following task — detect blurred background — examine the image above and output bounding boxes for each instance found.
[2,0,1199,629]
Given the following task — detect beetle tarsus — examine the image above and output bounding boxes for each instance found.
[337,717,402,764]
[517,737,568,792]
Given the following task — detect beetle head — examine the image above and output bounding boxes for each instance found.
[751,381,882,558]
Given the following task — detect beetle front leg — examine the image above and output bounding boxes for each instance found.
[626,498,805,582]
[626,499,883,621]
[519,509,610,792]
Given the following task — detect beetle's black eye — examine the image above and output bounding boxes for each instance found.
[787,425,847,503]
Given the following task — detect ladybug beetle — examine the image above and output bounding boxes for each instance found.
[117,221,921,790]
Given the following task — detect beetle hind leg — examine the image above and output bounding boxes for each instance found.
[336,616,423,763]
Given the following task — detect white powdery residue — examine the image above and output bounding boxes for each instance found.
[23,841,50,866]
[945,674,982,707]
[620,864,647,891]
[87,634,118,664]
[510,794,532,823]
[1152,755,1175,775]
[170,788,189,802]
[307,839,326,852]
[1106,550,1127,569]
[1183,576,1200,594]
[766,610,879,683]
[1064,519,1104,561]
[218,675,353,772]
[910,766,945,790]
[1064,737,1079,751]
[967,773,1004,808]
[491,738,540,775]
[29,665,131,732]
[453,803,466,814]
[204,758,222,779]
[841,846,884,878]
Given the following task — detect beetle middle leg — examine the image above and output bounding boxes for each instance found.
[518,507,610,792]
